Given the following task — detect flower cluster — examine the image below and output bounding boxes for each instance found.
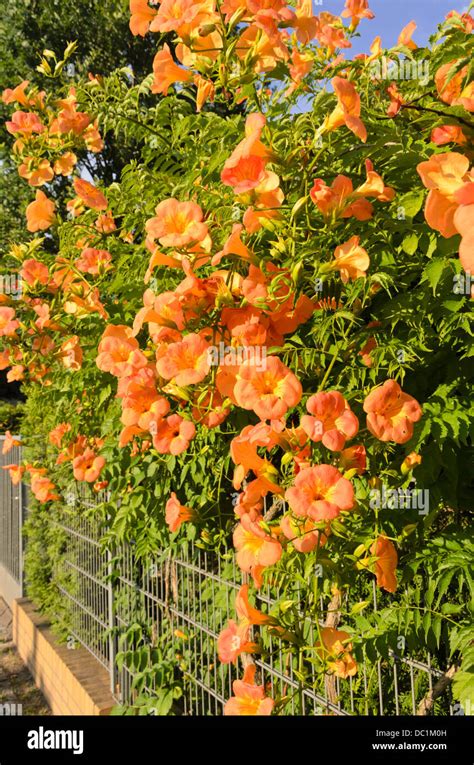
[4,82,103,223]
[130,0,362,105]
[417,152,474,279]
[1,0,471,717]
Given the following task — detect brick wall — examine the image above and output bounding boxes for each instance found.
[12,598,115,716]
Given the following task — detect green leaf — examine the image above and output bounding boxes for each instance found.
[402,233,419,255]
[423,259,447,294]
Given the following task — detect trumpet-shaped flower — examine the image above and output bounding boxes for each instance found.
[363,379,422,443]
[149,0,205,33]
[431,125,467,147]
[2,431,21,455]
[353,160,395,202]
[2,80,31,106]
[19,158,54,187]
[146,198,208,248]
[224,664,274,716]
[339,444,366,474]
[96,325,147,378]
[75,247,112,275]
[341,0,374,29]
[323,77,367,143]
[311,175,358,217]
[417,152,471,237]
[291,0,318,44]
[435,62,474,112]
[0,307,19,337]
[95,211,116,233]
[2,464,25,485]
[217,620,258,664]
[386,83,405,117]
[194,75,215,112]
[129,0,157,35]
[73,179,108,210]
[235,584,275,627]
[236,25,289,74]
[315,12,352,54]
[370,536,398,593]
[165,492,196,532]
[234,357,302,421]
[317,627,357,678]
[151,44,192,95]
[242,170,284,233]
[26,191,56,232]
[54,152,78,176]
[140,291,185,332]
[332,236,370,283]
[72,448,106,483]
[285,464,354,521]
[233,513,282,574]
[230,425,268,489]
[49,423,71,448]
[221,113,270,194]
[5,110,44,136]
[20,258,49,285]
[397,20,417,49]
[156,333,210,386]
[30,475,59,503]
[213,224,254,266]
[152,414,196,455]
[301,391,359,451]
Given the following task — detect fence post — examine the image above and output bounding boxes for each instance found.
[18,470,24,597]
[107,547,115,697]
[0,437,23,606]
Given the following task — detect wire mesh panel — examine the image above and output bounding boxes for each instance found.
[52,485,112,674]
[0,437,24,605]
[109,540,454,716]
[111,544,238,713]
[48,494,455,716]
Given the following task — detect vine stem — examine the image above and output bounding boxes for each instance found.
[318,342,341,391]
[399,103,474,130]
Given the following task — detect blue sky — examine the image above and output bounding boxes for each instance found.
[321,0,471,54]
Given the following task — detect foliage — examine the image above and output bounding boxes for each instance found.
[1,0,473,715]
[0,399,24,432]
[0,0,159,255]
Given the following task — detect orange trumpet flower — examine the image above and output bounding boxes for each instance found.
[363,379,422,444]
[323,77,367,143]
[224,664,274,716]
[26,191,56,232]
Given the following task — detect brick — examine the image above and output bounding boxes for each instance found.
[12,598,115,716]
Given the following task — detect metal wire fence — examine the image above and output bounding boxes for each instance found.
[0,437,24,605]
[48,485,455,717]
